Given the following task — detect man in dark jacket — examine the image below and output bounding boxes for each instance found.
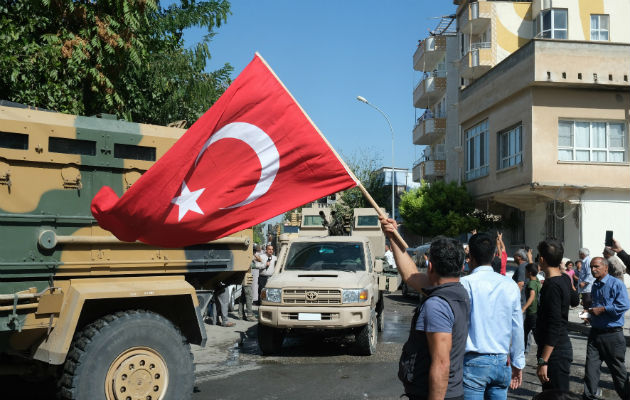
[610,238,630,273]
[381,217,470,400]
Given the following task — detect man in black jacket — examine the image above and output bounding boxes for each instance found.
[610,238,630,273]
[535,239,580,392]
[381,217,470,400]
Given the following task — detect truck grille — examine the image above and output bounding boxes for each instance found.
[282,289,342,304]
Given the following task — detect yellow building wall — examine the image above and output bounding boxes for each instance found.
[494,2,533,62]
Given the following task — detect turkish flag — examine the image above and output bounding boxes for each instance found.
[91,54,357,247]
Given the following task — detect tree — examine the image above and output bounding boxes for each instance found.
[399,181,479,238]
[0,0,232,126]
[335,149,389,217]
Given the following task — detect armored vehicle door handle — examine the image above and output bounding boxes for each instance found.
[61,165,82,190]
[0,160,10,188]
[0,171,10,188]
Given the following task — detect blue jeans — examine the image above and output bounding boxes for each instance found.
[463,353,510,400]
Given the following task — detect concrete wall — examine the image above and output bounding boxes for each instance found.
[581,189,630,257]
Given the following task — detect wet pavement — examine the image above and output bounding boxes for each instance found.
[193,291,630,400]
[192,293,418,400]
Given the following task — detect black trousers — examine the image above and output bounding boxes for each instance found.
[583,329,629,399]
[540,338,572,392]
[582,292,593,309]
[524,313,537,349]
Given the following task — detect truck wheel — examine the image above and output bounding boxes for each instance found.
[355,311,377,356]
[377,309,385,332]
[228,288,235,312]
[257,324,284,355]
[58,310,194,400]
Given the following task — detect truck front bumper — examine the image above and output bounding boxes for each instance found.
[258,305,371,329]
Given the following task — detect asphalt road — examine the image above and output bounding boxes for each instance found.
[4,290,627,399]
[193,291,630,400]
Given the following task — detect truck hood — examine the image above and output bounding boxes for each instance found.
[267,270,371,289]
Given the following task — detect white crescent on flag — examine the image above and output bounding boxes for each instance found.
[193,122,280,210]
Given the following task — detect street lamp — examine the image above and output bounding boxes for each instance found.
[356,95,396,220]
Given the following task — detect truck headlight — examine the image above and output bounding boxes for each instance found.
[261,288,281,303]
[342,289,369,303]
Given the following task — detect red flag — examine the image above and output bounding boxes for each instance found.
[91,53,357,247]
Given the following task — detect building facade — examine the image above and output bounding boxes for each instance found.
[413,0,630,256]
[412,16,459,184]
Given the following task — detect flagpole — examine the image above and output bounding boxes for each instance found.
[254,52,409,250]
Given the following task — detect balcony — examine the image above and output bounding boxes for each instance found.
[460,44,492,79]
[412,113,446,145]
[413,35,447,72]
[460,1,491,35]
[412,152,446,182]
[413,72,447,108]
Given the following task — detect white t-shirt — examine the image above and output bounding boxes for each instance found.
[384,250,396,269]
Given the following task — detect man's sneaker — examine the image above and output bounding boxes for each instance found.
[222,322,235,327]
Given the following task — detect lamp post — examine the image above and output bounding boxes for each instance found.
[356,95,396,220]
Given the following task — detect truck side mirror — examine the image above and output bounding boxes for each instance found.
[374,259,383,273]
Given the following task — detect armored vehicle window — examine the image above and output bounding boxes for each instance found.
[357,215,378,226]
[114,143,156,161]
[0,131,28,149]
[49,137,96,156]
[285,242,365,272]
[303,215,323,226]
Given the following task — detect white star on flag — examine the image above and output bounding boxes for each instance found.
[171,181,205,222]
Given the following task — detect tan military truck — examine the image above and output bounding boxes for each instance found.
[0,103,251,399]
[257,207,397,356]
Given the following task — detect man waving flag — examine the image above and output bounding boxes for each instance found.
[91,53,358,247]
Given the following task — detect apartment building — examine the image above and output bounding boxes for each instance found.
[412,16,459,184]
[451,0,630,256]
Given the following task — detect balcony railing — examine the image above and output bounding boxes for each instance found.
[413,35,448,72]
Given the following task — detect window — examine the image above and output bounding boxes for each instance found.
[49,137,96,156]
[114,143,156,161]
[558,120,626,163]
[537,9,568,39]
[356,215,378,227]
[303,215,323,227]
[498,124,522,169]
[284,242,365,272]
[590,14,609,41]
[0,131,28,150]
[465,120,489,180]
[545,202,564,242]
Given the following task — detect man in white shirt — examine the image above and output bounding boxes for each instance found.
[255,244,277,300]
[460,232,524,398]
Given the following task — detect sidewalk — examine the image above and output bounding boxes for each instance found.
[191,311,259,382]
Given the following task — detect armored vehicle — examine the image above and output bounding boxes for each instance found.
[257,207,398,356]
[0,103,251,399]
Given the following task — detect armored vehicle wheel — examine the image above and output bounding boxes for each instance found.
[355,310,377,356]
[257,324,284,355]
[58,310,194,400]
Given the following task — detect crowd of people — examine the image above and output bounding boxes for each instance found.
[381,215,630,400]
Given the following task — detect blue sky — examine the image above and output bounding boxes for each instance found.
[181,0,454,170]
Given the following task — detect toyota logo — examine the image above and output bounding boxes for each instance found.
[305,291,318,301]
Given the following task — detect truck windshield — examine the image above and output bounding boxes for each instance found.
[285,242,366,272]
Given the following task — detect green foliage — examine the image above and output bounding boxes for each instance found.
[399,181,479,238]
[337,149,389,215]
[252,223,264,245]
[0,0,232,126]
